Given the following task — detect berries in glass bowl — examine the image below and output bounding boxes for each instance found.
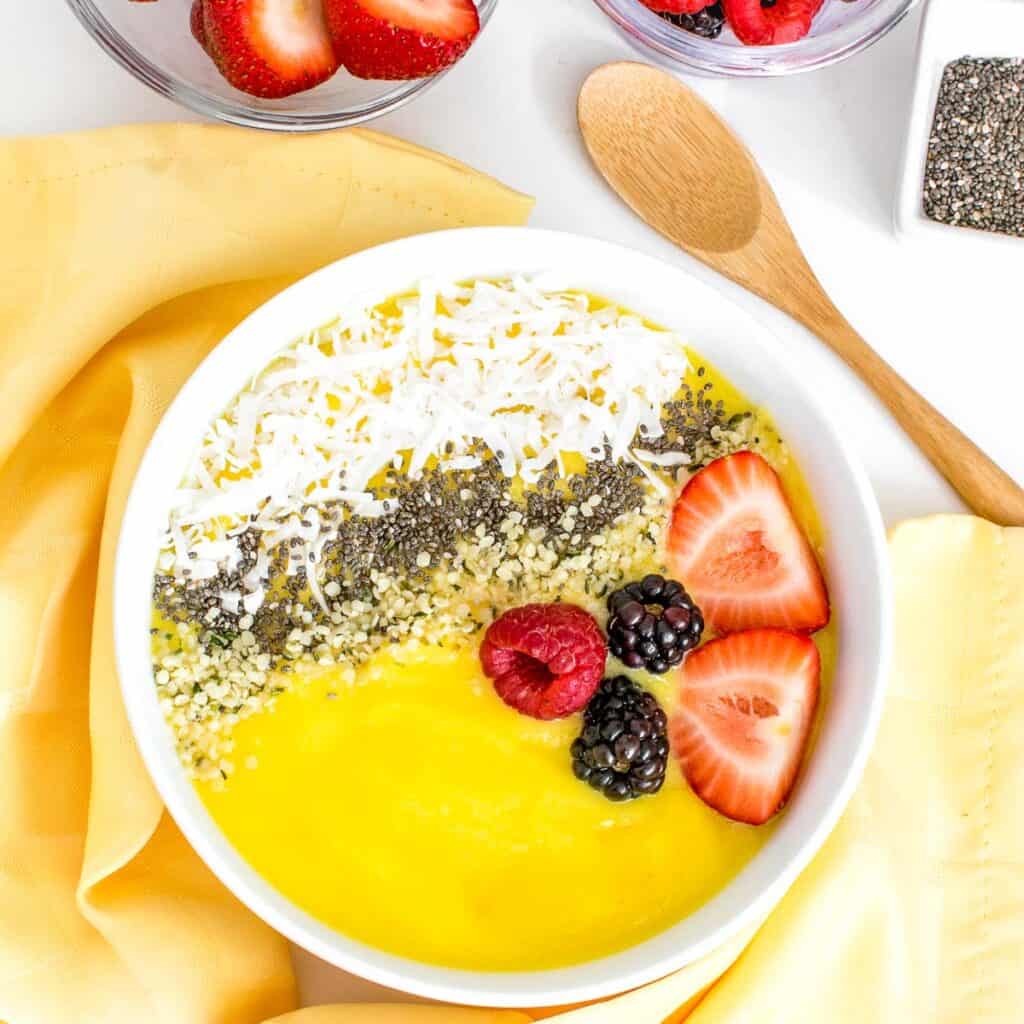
[69,0,496,129]
[606,575,704,675]
[639,0,842,45]
[593,0,912,77]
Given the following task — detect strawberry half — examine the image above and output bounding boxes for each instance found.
[671,629,820,825]
[202,0,339,99]
[666,451,829,634]
[722,0,824,45]
[324,0,480,81]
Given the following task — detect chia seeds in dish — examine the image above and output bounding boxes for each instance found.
[150,278,772,780]
[923,58,1024,238]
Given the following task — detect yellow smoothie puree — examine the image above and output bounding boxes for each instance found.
[192,355,836,972]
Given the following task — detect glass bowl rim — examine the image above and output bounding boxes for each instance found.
[590,0,922,77]
[64,0,498,132]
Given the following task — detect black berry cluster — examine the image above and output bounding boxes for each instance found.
[571,677,669,802]
[658,2,725,40]
[606,574,704,675]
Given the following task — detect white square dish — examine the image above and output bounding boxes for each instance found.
[896,0,1024,247]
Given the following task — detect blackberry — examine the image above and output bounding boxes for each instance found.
[606,574,703,675]
[658,2,725,40]
[571,676,670,801]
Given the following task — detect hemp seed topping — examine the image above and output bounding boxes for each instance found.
[152,395,760,781]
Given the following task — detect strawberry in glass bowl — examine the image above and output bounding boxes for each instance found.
[65,0,498,129]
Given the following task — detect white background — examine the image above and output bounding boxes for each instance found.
[5,0,1022,1006]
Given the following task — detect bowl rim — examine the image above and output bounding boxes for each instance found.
[590,0,922,77]
[63,0,498,132]
[114,226,892,1007]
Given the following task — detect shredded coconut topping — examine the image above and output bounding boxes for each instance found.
[162,276,690,608]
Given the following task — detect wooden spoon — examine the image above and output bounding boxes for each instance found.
[578,62,1024,527]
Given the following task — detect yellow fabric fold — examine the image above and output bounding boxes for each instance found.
[0,123,532,1024]
[1,124,1021,1024]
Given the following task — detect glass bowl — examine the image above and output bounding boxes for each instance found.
[65,0,499,131]
[591,0,920,76]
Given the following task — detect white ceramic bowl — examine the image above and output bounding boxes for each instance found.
[115,227,891,1008]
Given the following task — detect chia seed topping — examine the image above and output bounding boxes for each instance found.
[923,58,1024,238]
[152,389,761,782]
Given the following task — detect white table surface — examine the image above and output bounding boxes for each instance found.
[7,0,1022,1007]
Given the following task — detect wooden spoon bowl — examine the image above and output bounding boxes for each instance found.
[578,62,1024,526]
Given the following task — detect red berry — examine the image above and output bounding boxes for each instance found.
[324,0,480,81]
[637,0,710,13]
[722,0,823,45]
[671,628,820,825]
[480,604,607,720]
[666,452,829,634]
[202,0,339,100]
[191,0,208,49]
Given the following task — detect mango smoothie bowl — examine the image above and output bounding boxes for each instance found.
[115,228,890,1006]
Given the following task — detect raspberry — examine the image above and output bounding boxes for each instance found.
[722,0,823,45]
[480,604,607,720]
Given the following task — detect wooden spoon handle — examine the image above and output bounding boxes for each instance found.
[814,306,1024,527]
[703,227,1024,524]
[720,223,1024,525]
[700,238,1024,524]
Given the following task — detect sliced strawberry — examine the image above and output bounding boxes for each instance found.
[666,451,829,634]
[671,629,820,825]
[202,0,339,99]
[191,0,208,49]
[323,0,480,81]
[722,0,823,45]
[638,0,710,13]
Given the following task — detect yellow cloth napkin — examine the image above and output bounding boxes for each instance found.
[2,124,1021,1024]
[0,123,532,1024]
